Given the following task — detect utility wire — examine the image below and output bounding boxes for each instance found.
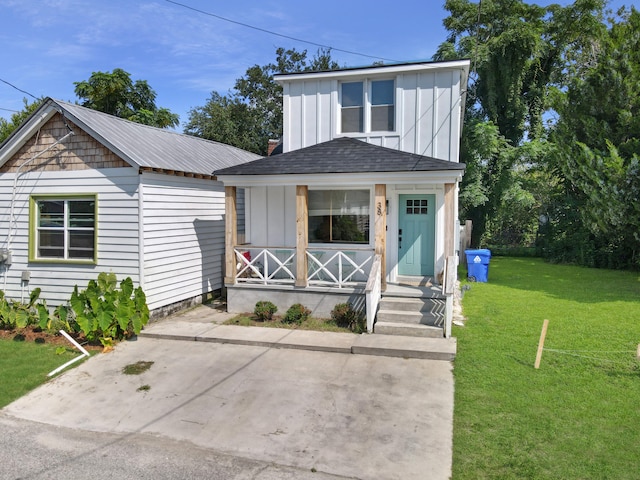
[164,0,401,63]
[0,78,38,100]
[0,107,20,113]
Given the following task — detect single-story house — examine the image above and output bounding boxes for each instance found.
[0,98,259,316]
[216,59,470,337]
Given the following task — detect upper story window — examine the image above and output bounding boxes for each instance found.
[30,195,97,263]
[340,79,395,133]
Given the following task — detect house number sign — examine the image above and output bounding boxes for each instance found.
[377,202,382,216]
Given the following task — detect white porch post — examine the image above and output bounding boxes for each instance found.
[296,185,308,287]
[224,186,237,285]
[443,183,456,337]
[444,183,456,258]
[374,184,387,291]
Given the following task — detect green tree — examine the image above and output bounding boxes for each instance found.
[0,98,44,143]
[74,69,179,129]
[548,7,640,268]
[437,0,606,246]
[185,47,340,155]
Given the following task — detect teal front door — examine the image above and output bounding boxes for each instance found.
[398,194,435,276]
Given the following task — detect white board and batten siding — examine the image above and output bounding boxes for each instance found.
[140,173,226,311]
[281,67,464,162]
[0,167,140,306]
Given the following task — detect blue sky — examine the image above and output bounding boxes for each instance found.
[0,0,630,130]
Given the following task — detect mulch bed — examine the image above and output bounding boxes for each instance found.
[0,326,103,351]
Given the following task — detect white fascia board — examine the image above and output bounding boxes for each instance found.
[0,104,58,167]
[217,170,463,188]
[275,60,471,84]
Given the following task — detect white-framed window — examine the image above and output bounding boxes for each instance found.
[340,79,395,133]
[30,196,97,262]
[308,189,370,244]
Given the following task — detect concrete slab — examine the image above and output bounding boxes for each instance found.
[273,329,355,354]
[352,334,457,361]
[196,325,295,347]
[3,337,454,480]
[140,319,221,341]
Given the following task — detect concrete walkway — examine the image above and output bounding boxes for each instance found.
[140,303,457,361]
[3,304,456,480]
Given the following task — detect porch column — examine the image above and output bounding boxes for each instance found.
[374,184,387,290]
[296,185,308,287]
[224,186,237,285]
[444,183,456,258]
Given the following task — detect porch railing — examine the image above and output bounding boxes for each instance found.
[233,246,374,289]
[234,247,296,285]
[306,248,373,288]
[365,254,382,333]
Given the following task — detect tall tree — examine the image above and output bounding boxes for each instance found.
[437,0,606,245]
[74,69,179,129]
[548,7,640,268]
[185,47,340,155]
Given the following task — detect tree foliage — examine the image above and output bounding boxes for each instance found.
[438,0,609,249]
[74,68,179,129]
[547,7,640,268]
[0,98,44,144]
[185,47,340,155]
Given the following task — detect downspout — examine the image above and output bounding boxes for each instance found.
[137,171,145,291]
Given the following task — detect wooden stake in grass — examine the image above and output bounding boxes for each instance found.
[534,319,549,369]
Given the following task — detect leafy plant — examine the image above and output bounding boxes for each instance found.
[0,288,47,330]
[254,301,277,321]
[330,303,365,333]
[283,303,311,324]
[69,272,149,347]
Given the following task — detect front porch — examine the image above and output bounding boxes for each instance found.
[216,138,463,338]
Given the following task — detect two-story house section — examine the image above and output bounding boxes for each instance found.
[216,59,470,337]
[279,59,468,160]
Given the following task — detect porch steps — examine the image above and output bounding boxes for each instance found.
[374,285,446,338]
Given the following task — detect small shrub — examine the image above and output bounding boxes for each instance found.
[254,301,277,321]
[331,302,365,333]
[283,303,311,324]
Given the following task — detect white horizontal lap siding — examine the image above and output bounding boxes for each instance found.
[141,173,225,311]
[0,168,140,307]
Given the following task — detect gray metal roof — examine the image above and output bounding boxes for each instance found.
[215,137,466,176]
[41,99,260,175]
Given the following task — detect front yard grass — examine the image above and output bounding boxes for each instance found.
[454,257,640,479]
[0,340,81,408]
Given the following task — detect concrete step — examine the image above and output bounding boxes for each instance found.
[374,321,444,338]
[376,309,443,327]
[380,296,445,314]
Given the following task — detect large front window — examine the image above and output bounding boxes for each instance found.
[308,190,370,244]
[31,196,96,262]
[340,79,395,133]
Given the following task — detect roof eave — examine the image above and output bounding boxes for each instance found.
[217,169,464,187]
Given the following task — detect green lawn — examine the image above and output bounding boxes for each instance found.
[453,257,640,479]
[0,340,82,408]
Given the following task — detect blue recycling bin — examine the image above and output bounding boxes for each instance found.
[465,249,492,282]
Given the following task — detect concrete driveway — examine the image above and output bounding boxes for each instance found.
[3,324,454,479]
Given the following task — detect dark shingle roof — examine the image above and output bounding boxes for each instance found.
[215,137,465,176]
